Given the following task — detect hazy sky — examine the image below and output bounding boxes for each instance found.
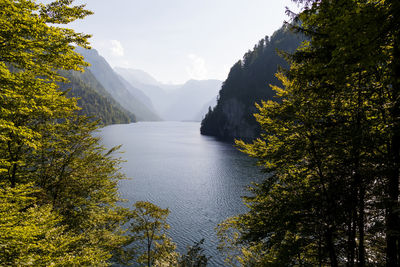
[68,0,298,84]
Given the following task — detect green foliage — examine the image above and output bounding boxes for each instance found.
[76,47,161,122]
[121,201,178,266]
[218,0,400,266]
[178,239,209,267]
[0,183,66,266]
[118,201,212,267]
[0,0,130,265]
[200,27,304,141]
[59,69,136,125]
[0,0,90,184]
[0,182,115,266]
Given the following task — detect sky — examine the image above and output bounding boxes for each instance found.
[68,0,299,84]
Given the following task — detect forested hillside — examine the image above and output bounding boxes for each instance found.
[59,69,135,125]
[3,0,400,266]
[76,48,161,121]
[219,0,400,266]
[200,26,304,141]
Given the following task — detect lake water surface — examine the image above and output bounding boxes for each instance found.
[99,122,264,266]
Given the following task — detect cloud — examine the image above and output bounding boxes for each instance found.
[110,40,124,57]
[186,54,208,80]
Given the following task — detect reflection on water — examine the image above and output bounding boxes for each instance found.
[99,122,264,266]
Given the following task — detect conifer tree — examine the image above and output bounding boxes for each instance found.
[218,0,400,265]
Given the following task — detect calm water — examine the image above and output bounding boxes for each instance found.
[99,122,264,266]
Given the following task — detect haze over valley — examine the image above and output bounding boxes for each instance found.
[4,1,397,266]
[115,67,222,122]
[67,47,222,123]
[56,23,305,264]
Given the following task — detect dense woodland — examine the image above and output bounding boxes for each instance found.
[200,27,304,141]
[59,69,136,125]
[75,47,162,122]
[0,0,206,266]
[1,0,400,266]
[218,0,400,266]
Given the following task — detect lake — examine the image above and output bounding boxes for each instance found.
[99,122,264,266]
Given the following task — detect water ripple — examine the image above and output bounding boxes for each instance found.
[99,122,264,266]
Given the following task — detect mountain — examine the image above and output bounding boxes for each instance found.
[114,67,161,87]
[163,79,222,121]
[114,68,170,115]
[200,25,305,141]
[75,48,161,121]
[117,74,158,115]
[115,68,222,121]
[59,69,135,125]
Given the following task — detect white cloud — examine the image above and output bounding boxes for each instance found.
[110,40,124,57]
[186,54,208,80]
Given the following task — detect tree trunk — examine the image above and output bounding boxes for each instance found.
[386,8,400,265]
[326,226,338,267]
[358,184,365,267]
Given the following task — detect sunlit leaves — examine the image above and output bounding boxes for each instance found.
[120,201,178,266]
[0,1,129,265]
[219,0,400,265]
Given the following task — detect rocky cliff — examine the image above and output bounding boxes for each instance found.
[200,26,304,141]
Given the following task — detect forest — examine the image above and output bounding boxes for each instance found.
[218,0,400,266]
[1,0,400,266]
[0,0,206,266]
[200,26,304,141]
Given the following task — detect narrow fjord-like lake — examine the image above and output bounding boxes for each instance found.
[99,122,263,266]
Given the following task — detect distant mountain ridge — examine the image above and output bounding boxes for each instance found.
[200,25,305,141]
[76,47,161,121]
[116,74,158,116]
[115,67,222,121]
[163,79,222,121]
[114,68,171,115]
[114,67,161,87]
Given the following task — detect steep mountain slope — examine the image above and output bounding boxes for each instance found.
[59,69,135,125]
[76,48,161,121]
[114,67,170,115]
[196,96,218,122]
[117,74,158,115]
[115,67,222,121]
[114,67,160,87]
[163,79,222,121]
[200,26,304,141]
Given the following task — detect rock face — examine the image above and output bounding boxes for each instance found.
[201,26,304,141]
[221,98,259,139]
[201,97,259,141]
